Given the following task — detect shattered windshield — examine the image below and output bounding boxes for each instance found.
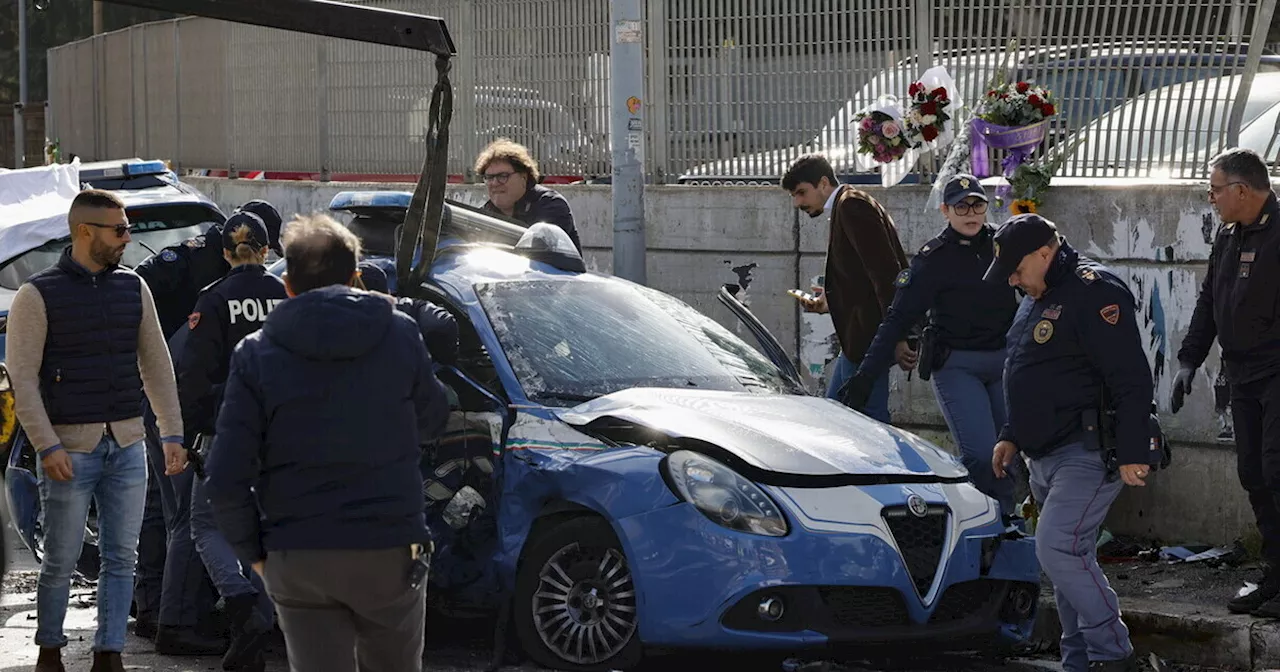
[477,278,803,406]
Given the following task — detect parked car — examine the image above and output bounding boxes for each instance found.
[2,158,226,580]
[677,42,1280,185]
[1063,71,1280,177]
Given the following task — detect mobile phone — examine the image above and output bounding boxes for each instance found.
[788,288,816,303]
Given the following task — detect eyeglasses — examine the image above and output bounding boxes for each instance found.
[82,222,131,238]
[482,171,515,185]
[1207,181,1247,197]
[951,200,988,215]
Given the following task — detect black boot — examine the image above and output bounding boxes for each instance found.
[88,651,125,672]
[154,624,229,656]
[221,594,270,670]
[34,647,65,672]
[1230,568,1280,614]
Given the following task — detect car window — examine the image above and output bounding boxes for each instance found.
[476,278,802,405]
[1237,102,1280,165]
[0,203,221,290]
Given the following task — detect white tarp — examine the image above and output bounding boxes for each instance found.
[0,159,81,265]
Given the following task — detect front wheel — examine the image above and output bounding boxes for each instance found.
[513,517,643,671]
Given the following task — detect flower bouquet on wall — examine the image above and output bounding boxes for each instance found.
[904,66,964,152]
[971,80,1059,201]
[852,98,918,188]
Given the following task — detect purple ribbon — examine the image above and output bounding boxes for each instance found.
[969,118,1048,200]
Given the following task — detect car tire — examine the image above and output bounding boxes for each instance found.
[513,516,643,672]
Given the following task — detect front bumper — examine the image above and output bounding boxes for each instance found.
[615,498,1039,650]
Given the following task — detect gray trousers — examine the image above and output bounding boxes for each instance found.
[1030,442,1132,672]
[262,548,425,672]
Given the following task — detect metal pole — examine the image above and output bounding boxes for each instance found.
[1226,0,1278,148]
[93,1,104,34]
[16,0,27,168]
[610,0,646,285]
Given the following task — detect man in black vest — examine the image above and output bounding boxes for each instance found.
[6,189,188,672]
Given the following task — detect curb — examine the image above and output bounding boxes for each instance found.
[1035,595,1280,670]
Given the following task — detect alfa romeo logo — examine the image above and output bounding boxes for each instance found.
[906,494,928,518]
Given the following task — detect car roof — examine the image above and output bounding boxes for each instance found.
[114,182,222,212]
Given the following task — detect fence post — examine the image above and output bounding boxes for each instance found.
[1226,0,1278,148]
[174,21,183,173]
[645,0,667,183]
[455,0,477,182]
[13,103,24,169]
[317,39,330,181]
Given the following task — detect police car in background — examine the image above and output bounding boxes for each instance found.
[0,158,226,576]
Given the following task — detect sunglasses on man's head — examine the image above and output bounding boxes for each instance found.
[82,222,131,237]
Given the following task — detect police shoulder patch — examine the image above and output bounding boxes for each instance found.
[1100,303,1121,325]
[1076,266,1099,284]
[917,236,945,257]
[894,268,912,287]
[160,249,178,262]
[187,312,201,330]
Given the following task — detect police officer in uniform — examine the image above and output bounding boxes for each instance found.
[1172,148,1280,616]
[131,200,284,644]
[179,211,286,671]
[987,214,1155,672]
[841,175,1022,517]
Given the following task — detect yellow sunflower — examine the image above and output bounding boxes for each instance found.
[1011,199,1038,215]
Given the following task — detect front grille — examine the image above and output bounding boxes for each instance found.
[883,505,948,597]
[818,587,909,628]
[930,580,1004,623]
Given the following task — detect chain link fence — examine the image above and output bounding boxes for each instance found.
[45,0,1280,182]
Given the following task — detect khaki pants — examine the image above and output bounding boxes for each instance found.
[262,548,425,672]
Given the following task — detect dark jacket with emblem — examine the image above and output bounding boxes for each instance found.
[824,186,910,364]
[135,223,231,339]
[999,242,1154,465]
[481,184,581,253]
[177,264,288,438]
[204,285,448,565]
[855,223,1019,377]
[1178,191,1280,384]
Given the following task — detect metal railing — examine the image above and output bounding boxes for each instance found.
[45,0,1280,182]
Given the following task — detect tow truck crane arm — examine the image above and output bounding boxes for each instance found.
[99,0,456,292]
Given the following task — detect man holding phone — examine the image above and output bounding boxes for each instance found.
[782,154,913,423]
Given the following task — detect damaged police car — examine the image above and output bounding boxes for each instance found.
[317,191,1041,671]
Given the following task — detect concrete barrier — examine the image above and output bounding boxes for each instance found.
[185,175,1267,548]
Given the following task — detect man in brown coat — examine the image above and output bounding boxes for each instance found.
[782,154,914,422]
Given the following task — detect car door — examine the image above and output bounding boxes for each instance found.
[715,285,806,391]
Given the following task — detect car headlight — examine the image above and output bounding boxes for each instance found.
[662,450,788,537]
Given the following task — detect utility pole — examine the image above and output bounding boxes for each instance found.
[609,0,646,285]
[14,0,27,168]
[94,1,104,33]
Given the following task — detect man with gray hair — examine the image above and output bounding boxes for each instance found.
[1172,147,1280,616]
[204,214,448,672]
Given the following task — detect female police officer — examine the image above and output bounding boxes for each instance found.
[839,174,1022,518]
[177,211,287,671]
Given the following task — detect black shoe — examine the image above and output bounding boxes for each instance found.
[1254,594,1280,618]
[89,651,126,672]
[35,646,66,672]
[221,594,271,671]
[1088,655,1139,672]
[1229,571,1280,614]
[154,625,229,656]
[132,616,158,640]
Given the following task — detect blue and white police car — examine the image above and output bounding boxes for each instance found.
[264,191,1042,670]
[1,158,225,576]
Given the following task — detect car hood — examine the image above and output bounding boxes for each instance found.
[555,388,967,480]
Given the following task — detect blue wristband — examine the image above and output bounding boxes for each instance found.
[37,444,64,459]
[160,436,184,446]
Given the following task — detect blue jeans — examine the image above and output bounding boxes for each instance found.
[191,474,274,632]
[36,435,147,652]
[930,348,1017,516]
[826,352,891,424]
[1030,442,1131,671]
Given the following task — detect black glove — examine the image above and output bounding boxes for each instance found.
[1171,366,1195,414]
[838,371,876,412]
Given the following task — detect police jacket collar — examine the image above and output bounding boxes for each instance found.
[1043,240,1080,293]
[513,183,548,215]
[1251,191,1279,230]
[939,223,992,246]
[225,263,266,278]
[56,245,120,279]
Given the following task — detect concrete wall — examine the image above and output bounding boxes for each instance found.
[185,175,1261,548]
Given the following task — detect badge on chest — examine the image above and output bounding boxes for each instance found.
[1033,319,1054,344]
[1241,249,1256,278]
